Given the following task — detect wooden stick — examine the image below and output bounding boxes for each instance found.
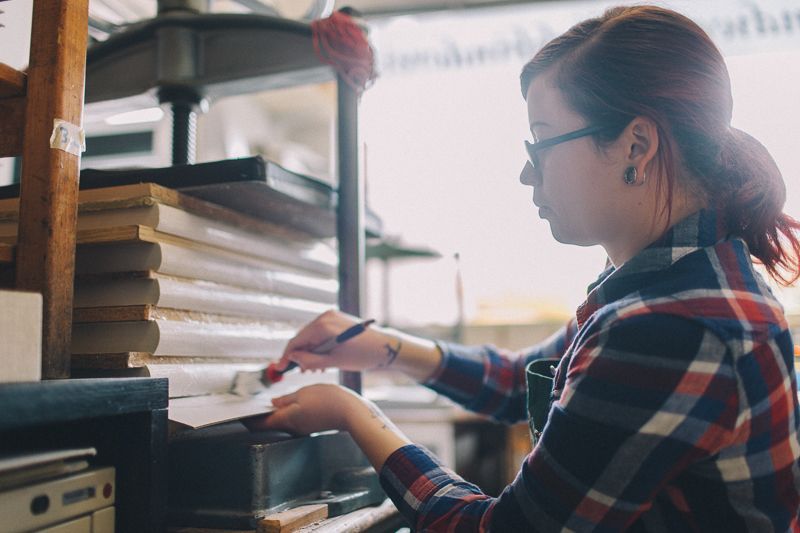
[15,0,89,378]
[258,504,328,533]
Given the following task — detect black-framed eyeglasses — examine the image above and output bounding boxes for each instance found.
[524,125,611,170]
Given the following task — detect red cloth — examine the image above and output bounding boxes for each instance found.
[311,11,376,94]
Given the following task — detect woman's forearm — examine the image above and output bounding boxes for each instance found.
[375,327,443,382]
[344,398,412,469]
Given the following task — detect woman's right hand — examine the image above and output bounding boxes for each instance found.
[274,310,396,373]
[274,310,443,381]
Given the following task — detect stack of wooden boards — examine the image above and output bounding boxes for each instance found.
[0,165,339,383]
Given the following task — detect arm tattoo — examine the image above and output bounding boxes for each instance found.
[367,403,388,430]
[381,338,402,368]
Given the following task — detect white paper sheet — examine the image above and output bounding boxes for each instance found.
[168,369,339,428]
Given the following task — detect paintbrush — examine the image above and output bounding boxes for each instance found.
[230,319,375,396]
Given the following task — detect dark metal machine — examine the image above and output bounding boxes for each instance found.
[168,424,385,529]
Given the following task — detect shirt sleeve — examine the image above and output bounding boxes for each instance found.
[380,313,740,532]
[422,318,577,424]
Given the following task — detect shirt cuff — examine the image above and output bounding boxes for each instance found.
[379,444,450,520]
[421,341,496,411]
[379,443,496,531]
[422,341,449,387]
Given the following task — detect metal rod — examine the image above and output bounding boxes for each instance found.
[382,258,391,326]
[170,101,196,165]
[336,78,364,393]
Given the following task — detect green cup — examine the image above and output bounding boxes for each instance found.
[525,358,559,446]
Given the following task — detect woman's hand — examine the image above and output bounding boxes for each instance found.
[273,310,444,382]
[245,383,412,470]
[274,310,398,373]
[245,383,363,435]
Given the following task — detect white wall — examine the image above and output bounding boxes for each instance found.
[0,0,32,69]
[361,0,800,328]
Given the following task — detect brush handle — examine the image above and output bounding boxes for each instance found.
[265,362,296,383]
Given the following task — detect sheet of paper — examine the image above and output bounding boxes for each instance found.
[0,448,96,474]
[168,369,338,428]
[169,392,276,428]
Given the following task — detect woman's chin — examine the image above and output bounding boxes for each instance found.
[547,224,594,247]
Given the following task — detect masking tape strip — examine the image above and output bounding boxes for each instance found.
[49,119,86,156]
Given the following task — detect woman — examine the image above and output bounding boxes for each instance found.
[250,5,800,531]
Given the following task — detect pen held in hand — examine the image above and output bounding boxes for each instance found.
[266,318,376,381]
[230,319,376,396]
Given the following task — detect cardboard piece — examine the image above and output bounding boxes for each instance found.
[0,289,42,382]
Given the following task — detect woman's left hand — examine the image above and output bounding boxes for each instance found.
[245,383,368,435]
[245,383,413,470]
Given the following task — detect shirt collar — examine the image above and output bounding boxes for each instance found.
[575,209,728,328]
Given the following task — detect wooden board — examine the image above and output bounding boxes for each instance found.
[258,504,328,533]
[3,225,331,277]
[73,305,168,323]
[72,305,306,324]
[0,183,316,243]
[4,225,261,260]
[71,353,268,370]
[0,63,26,98]
[65,157,344,239]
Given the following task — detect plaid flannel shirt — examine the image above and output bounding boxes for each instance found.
[379,210,800,531]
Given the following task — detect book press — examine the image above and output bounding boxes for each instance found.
[76,0,392,529]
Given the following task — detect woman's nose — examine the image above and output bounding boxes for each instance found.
[520,161,538,186]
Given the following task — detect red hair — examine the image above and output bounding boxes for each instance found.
[521,5,800,285]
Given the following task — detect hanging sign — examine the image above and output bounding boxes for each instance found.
[370,0,800,76]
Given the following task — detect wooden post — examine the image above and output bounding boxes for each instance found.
[15,0,89,379]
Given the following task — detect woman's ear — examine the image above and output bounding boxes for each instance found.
[624,116,659,173]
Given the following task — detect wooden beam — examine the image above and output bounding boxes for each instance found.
[0,95,24,157]
[15,0,89,379]
[0,63,26,98]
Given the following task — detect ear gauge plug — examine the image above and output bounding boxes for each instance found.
[623,166,646,185]
[624,166,638,184]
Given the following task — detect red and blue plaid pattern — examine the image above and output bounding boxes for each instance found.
[379,210,800,531]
